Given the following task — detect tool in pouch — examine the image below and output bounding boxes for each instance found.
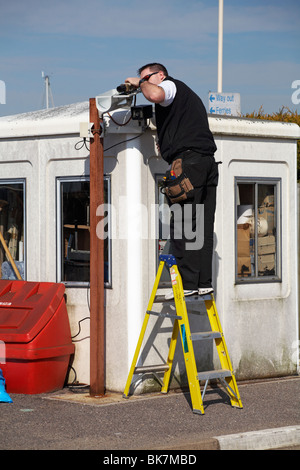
[161,158,194,204]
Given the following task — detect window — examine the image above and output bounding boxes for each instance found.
[235,178,281,283]
[0,180,25,280]
[57,176,111,287]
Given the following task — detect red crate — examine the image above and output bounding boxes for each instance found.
[0,280,75,394]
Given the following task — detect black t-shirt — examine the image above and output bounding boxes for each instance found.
[155,76,217,164]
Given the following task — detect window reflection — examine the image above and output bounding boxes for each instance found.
[236,180,279,281]
[59,177,110,286]
[0,182,25,280]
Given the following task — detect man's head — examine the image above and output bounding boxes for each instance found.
[138,63,168,85]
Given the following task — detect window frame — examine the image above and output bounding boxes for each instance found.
[56,175,112,288]
[0,178,26,280]
[234,176,282,284]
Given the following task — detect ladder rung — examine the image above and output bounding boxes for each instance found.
[197,369,232,381]
[134,364,170,374]
[154,294,212,303]
[185,294,212,302]
[191,331,221,341]
[153,295,171,303]
[147,310,182,320]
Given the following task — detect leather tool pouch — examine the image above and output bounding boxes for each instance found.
[161,158,194,204]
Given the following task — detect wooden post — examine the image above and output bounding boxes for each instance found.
[89,98,105,396]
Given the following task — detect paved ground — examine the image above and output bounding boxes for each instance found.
[0,375,299,452]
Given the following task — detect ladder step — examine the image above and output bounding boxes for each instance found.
[147,310,182,320]
[191,331,222,341]
[153,295,171,303]
[185,294,212,302]
[134,364,170,374]
[154,294,212,303]
[197,369,232,381]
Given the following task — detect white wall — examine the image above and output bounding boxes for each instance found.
[213,134,298,379]
[0,107,298,392]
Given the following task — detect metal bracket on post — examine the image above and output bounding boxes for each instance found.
[95,89,138,116]
[79,122,94,139]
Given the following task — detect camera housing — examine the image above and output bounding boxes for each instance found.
[131,104,153,121]
[131,105,153,131]
[96,88,139,116]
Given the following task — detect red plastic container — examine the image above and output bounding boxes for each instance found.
[0,280,75,394]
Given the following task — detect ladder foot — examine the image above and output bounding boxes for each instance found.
[232,403,243,409]
[193,408,205,415]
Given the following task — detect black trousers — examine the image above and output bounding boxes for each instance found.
[169,152,219,290]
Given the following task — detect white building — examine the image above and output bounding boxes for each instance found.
[0,101,299,392]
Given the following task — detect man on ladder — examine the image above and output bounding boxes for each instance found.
[124,64,242,414]
[125,63,219,299]
[123,252,243,414]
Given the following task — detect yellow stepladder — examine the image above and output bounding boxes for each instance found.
[123,254,243,415]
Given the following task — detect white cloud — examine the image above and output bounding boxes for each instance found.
[0,1,216,39]
[223,60,300,90]
[224,4,299,34]
[1,0,298,41]
[0,0,299,116]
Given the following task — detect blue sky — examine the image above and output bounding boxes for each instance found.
[0,0,299,117]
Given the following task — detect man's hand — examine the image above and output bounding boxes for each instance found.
[125,77,140,89]
[125,71,165,103]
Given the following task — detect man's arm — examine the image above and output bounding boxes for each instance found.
[125,77,165,104]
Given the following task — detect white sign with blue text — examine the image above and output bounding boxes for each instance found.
[208,92,241,116]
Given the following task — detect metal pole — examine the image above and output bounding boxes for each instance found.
[45,76,49,109]
[218,0,223,93]
[89,97,105,396]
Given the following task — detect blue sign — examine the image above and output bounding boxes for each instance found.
[208,92,241,116]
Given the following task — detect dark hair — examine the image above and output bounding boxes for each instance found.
[137,63,168,77]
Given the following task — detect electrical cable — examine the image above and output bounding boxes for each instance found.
[67,365,77,385]
[67,289,91,390]
[75,133,143,153]
[74,137,90,151]
[106,112,132,126]
[103,133,143,152]
[104,93,137,127]
[74,93,143,153]
[71,316,90,341]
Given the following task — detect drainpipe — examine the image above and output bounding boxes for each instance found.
[89,97,105,396]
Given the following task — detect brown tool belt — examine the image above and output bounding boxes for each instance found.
[161,158,194,204]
